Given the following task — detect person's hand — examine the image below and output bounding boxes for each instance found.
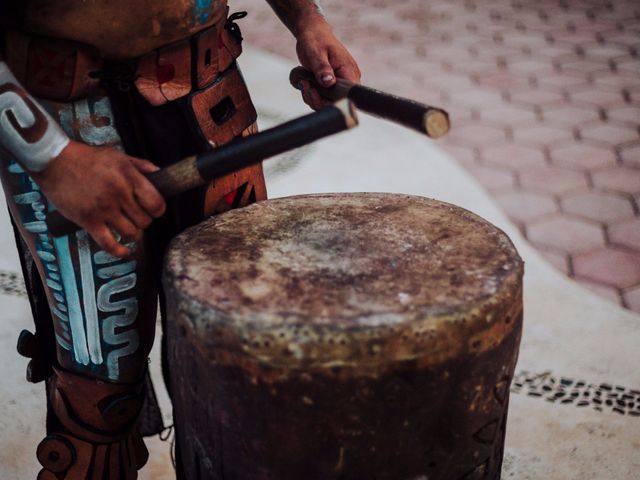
[32,140,166,258]
[295,21,361,110]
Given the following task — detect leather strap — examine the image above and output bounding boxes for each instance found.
[4,7,246,104]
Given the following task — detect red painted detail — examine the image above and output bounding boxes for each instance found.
[224,189,238,206]
[29,48,71,87]
[156,64,176,84]
[218,32,226,49]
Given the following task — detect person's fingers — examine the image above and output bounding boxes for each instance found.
[122,196,154,229]
[130,157,160,174]
[88,223,130,258]
[300,79,311,91]
[301,84,319,110]
[301,81,342,110]
[299,80,319,110]
[129,169,166,220]
[305,45,336,87]
[108,212,141,242]
[334,63,361,83]
[329,48,362,83]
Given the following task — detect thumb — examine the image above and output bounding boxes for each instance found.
[309,51,336,87]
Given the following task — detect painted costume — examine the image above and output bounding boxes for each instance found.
[0,1,266,478]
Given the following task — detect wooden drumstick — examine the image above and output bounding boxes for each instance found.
[46,100,358,238]
[290,66,450,139]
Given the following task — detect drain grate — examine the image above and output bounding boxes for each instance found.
[0,270,26,298]
[511,370,640,417]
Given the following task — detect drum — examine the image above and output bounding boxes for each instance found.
[163,193,523,480]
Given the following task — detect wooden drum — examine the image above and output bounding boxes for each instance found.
[163,193,523,480]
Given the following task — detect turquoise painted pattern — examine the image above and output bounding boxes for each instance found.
[1,96,143,381]
[193,0,214,25]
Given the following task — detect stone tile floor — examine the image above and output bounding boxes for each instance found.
[236,0,640,313]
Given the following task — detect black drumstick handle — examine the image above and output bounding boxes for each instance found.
[46,100,358,238]
[289,66,450,139]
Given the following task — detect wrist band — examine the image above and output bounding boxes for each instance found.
[0,62,70,172]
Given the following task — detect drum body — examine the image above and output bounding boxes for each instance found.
[163,193,524,480]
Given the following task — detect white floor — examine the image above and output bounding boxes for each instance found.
[0,48,638,480]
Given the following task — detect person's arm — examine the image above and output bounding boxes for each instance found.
[266,0,361,109]
[0,60,165,257]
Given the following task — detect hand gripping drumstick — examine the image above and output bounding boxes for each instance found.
[290,66,450,139]
[46,100,358,238]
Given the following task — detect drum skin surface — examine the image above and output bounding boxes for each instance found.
[163,193,524,480]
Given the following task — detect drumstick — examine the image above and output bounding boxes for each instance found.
[289,66,450,139]
[46,100,358,238]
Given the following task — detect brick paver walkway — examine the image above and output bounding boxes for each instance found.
[236,0,640,313]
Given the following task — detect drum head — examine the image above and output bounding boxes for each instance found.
[164,193,523,371]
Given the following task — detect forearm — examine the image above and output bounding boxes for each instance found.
[0,61,69,172]
[266,0,328,37]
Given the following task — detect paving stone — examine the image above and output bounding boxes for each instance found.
[446,124,508,147]
[593,72,640,91]
[620,143,640,169]
[500,32,550,50]
[574,248,640,289]
[581,43,633,59]
[557,58,607,76]
[474,71,530,90]
[609,218,640,251]
[480,105,539,126]
[509,89,565,107]
[482,144,547,171]
[571,20,619,35]
[465,39,507,57]
[533,73,588,92]
[538,250,570,275]
[561,191,635,223]
[570,88,626,107]
[419,74,476,92]
[542,105,600,126]
[447,58,504,76]
[448,90,505,108]
[533,44,576,60]
[550,31,600,48]
[575,279,623,306]
[527,215,605,253]
[623,286,640,313]
[512,125,575,145]
[592,167,640,195]
[550,144,617,171]
[520,166,589,194]
[465,165,516,192]
[605,105,640,125]
[579,122,640,145]
[606,31,640,46]
[508,61,557,77]
[440,144,478,167]
[627,86,640,105]
[615,56,640,76]
[440,105,475,126]
[495,191,558,223]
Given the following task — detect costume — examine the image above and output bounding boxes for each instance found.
[0,1,266,477]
